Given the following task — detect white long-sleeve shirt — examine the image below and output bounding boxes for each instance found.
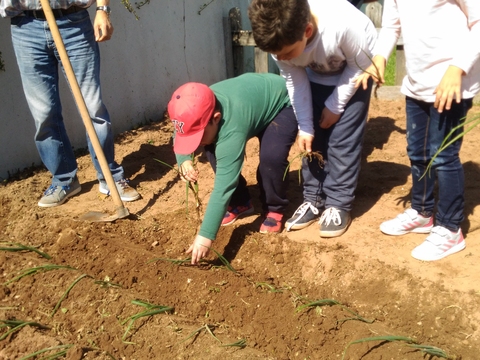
[274,0,377,136]
[375,0,480,102]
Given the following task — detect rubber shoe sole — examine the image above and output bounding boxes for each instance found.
[411,227,466,261]
[99,180,140,202]
[38,182,82,208]
[259,212,283,234]
[380,208,433,236]
[319,208,351,238]
[285,202,320,231]
[222,206,254,226]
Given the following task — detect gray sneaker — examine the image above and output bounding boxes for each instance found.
[99,179,140,202]
[38,177,82,208]
[319,207,351,238]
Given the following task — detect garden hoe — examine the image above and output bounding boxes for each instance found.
[40,0,130,222]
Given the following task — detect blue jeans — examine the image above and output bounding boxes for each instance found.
[10,10,124,186]
[406,96,473,231]
[302,79,372,211]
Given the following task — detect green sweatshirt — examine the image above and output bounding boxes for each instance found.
[175,73,291,240]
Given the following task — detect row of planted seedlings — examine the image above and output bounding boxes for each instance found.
[0,152,460,359]
[153,152,458,359]
[1,234,459,359]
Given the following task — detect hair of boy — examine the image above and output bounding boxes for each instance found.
[248,0,311,53]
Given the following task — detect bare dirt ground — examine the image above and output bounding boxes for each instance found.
[1,98,479,360]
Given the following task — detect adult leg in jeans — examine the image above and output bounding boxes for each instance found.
[257,106,298,214]
[57,11,124,182]
[406,97,472,231]
[11,16,77,187]
[203,144,250,207]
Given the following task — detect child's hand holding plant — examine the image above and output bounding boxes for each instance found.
[355,55,387,90]
[179,160,199,183]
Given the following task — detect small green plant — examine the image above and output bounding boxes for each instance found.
[4,264,77,285]
[178,324,220,345]
[0,320,48,341]
[51,274,91,317]
[94,279,122,288]
[342,335,415,360]
[147,257,193,265]
[407,344,456,359]
[220,338,247,348]
[121,300,174,343]
[154,156,202,216]
[19,344,73,360]
[0,242,51,259]
[284,151,324,184]
[210,248,237,273]
[256,282,285,293]
[296,298,374,324]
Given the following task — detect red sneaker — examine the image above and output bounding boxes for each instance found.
[260,212,283,234]
[221,200,254,226]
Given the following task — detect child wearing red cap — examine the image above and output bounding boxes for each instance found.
[168,73,298,265]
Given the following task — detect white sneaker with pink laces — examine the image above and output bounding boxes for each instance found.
[411,226,465,261]
[380,208,433,236]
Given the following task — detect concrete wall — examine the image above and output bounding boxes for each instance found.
[0,0,250,180]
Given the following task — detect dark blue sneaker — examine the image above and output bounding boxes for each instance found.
[319,207,351,238]
[285,202,320,231]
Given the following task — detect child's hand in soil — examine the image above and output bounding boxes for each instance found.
[187,235,213,265]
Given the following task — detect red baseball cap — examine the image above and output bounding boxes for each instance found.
[168,82,216,155]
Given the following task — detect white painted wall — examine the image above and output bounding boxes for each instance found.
[0,0,250,180]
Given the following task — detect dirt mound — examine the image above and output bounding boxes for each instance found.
[0,99,479,359]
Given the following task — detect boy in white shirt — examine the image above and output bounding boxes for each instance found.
[356,0,480,261]
[248,0,376,237]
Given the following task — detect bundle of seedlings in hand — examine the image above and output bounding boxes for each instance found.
[284,151,324,184]
[0,242,51,259]
[355,49,383,99]
[121,300,174,343]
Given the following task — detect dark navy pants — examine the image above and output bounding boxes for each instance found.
[204,106,298,214]
[302,80,372,211]
[406,96,472,231]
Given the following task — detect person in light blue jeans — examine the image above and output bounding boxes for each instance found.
[3,0,140,207]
